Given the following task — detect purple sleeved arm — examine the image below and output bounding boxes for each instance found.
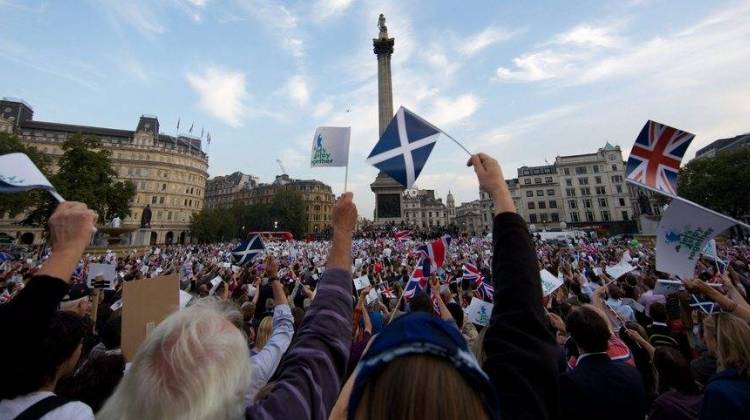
[246,268,353,420]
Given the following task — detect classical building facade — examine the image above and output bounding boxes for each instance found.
[454,200,485,235]
[233,174,334,235]
[205,171,258,209]
[0,98,209,245]
[401,188,448,228]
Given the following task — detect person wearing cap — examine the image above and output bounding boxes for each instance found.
[332,153,560,420]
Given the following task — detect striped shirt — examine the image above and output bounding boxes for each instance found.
[246,268,353,420]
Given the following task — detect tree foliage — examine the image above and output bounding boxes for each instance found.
[677,148,750,219]
[190,188,310,242]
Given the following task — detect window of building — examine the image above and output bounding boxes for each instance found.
[594,176,602,184]
[526,191,534,197]
[611,164,617,171]
[167,211,172,220]
[538,201,546,209]
[184,199,188,206]
[539,213,548,222]
[575,166,588,175]
[529,214,538,223]
[598,198,608,207]
[618,198,625,206]
[534,178,542,184]
[429,212,433,218]
[566,188,576,197]
[622,210,629,220]
[578,177,589,185]
[159,196,164,204]
[586,210,594,221]
[563,168,570,175]
[580,187,591,196]
[528,202,535,209]
[545,177,553,183]
[595,186,606,195]
[565,179,572,186]
[611,175,623,183]
[601,210,611,221]
[568,200,577,209]
[522,169,530,176]
[570,212,580,222]
[546,189,554,195]
[551,213,560,222]
[151,196,157,204]
[421,212,426,218]
[161,183,167,191]
[584,199,592,208]
[549,201,557,208]
[608,155,615,161]
[536,190,544,196]
[616,185,623,193]
[593,165,599,173]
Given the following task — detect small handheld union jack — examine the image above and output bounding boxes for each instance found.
[625,120,695,196]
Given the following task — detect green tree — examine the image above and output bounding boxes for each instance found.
[24,134,135,226]
[677,148,750,219]
[270,188,307,238]
[190,208,236,242]
[0,132,53,217]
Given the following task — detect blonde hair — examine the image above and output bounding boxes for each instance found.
[354,355,488,420]
[254,316,273,351]
[98,299,251,420]
[704,313,750,380]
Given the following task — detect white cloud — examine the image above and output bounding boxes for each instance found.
[286,75,310,106]
[496,50,578,81]
[312,0,354,21]
[426,94,480,127]
[186,66,248,127]
[232,0,304,58]
[552,24,623,48]
[314,100,334,118]
[459,26,514,56]
[96,1,166,35]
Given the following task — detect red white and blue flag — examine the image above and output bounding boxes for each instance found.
[473,279,494,303]
[394,230,413,243]
[380,285,396,299]
[462,263,484,287]
[403,259,429,300]
[417,235,451,270]
[625,120,695,196]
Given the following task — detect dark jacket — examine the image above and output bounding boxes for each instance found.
[483,212,560,419]
[559,353,647,420]
[700,368,750,420]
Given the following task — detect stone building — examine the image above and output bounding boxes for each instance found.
[234,174,334,235]
[446,191,456,225]
[401,188,448,228]
[0,98,208,245]
[513,163,563,230]
[454,200,485,235]
[205,172,257,209]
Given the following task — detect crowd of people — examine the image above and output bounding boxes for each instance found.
[1,152,749,419]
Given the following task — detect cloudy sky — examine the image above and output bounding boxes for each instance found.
[2,0,749,217]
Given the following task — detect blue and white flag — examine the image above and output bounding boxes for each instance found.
[366,107,441,188]
[0,153,62,200]
[232,235,265,266]
[311,127,350,167]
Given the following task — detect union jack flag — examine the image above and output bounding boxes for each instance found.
[416,235,451,270]
[625,120,694,196]
[473,279,494,303]
[394,230,413,243]
[462,263,484,287]
[403,259,429,300]
[381,285,396,299]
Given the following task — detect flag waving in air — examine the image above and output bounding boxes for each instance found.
[403,259,429,300]
[625,120,695,196]
[462,263,484,287]
[417,235,451,270]
[366,107,442,188]
[0,153,64,202]
[394,230,413,242]
[232,235,265,266]
[310,127,351,167]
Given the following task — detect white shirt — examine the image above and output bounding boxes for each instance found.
[0,391,94,420]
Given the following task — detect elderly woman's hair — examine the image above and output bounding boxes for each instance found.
[98,299,251,420]
[703,313,750,380]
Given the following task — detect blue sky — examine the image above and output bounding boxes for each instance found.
[2,0,749,218]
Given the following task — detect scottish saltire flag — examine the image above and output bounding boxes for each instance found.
[625,120,695,196]
[310,127,351,167]
[394,230,413,242]
[473,279,494,303]
[656,197,738,279]
[366,107,442,188]
[417,235,452,270]
[0,153,63,201]
[232,235,265,266]
[462,263,484,286]
[403,260,429,300]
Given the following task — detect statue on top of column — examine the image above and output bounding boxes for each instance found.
[377,13,388,38]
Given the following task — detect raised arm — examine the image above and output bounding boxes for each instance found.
[248,193,356,420]
[468,153,559,420]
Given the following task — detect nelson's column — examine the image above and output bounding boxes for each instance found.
[370,13,405,224]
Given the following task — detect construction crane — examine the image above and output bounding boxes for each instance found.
[276,159,288,175]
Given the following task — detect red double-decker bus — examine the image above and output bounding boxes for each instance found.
[247,231,294,242]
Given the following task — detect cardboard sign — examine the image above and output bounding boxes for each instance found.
[365,287,379,305]
[353,275,371,291]
[122,274,179,361]
[179,290,194,309]
[465,297,494,327]
[540,269,564,297]
[654,279,682,295]
[606,262,636,279]
[87,263,116,290]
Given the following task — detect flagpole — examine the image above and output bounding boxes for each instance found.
[344,163,349,193]
[49,190,65,203]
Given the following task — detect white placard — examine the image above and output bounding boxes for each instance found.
[540,269,564,297]
[87,263,117,289]
[654,279,683,296]
[353,275,371,291]
[606,262,636,279]
[465,298,494,327]
[179,290,194,308]
[365,288,379,305]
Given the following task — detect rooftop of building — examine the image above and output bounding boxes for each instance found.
[695,133,750,156]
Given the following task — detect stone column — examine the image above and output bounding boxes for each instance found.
[374,37,394,135]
